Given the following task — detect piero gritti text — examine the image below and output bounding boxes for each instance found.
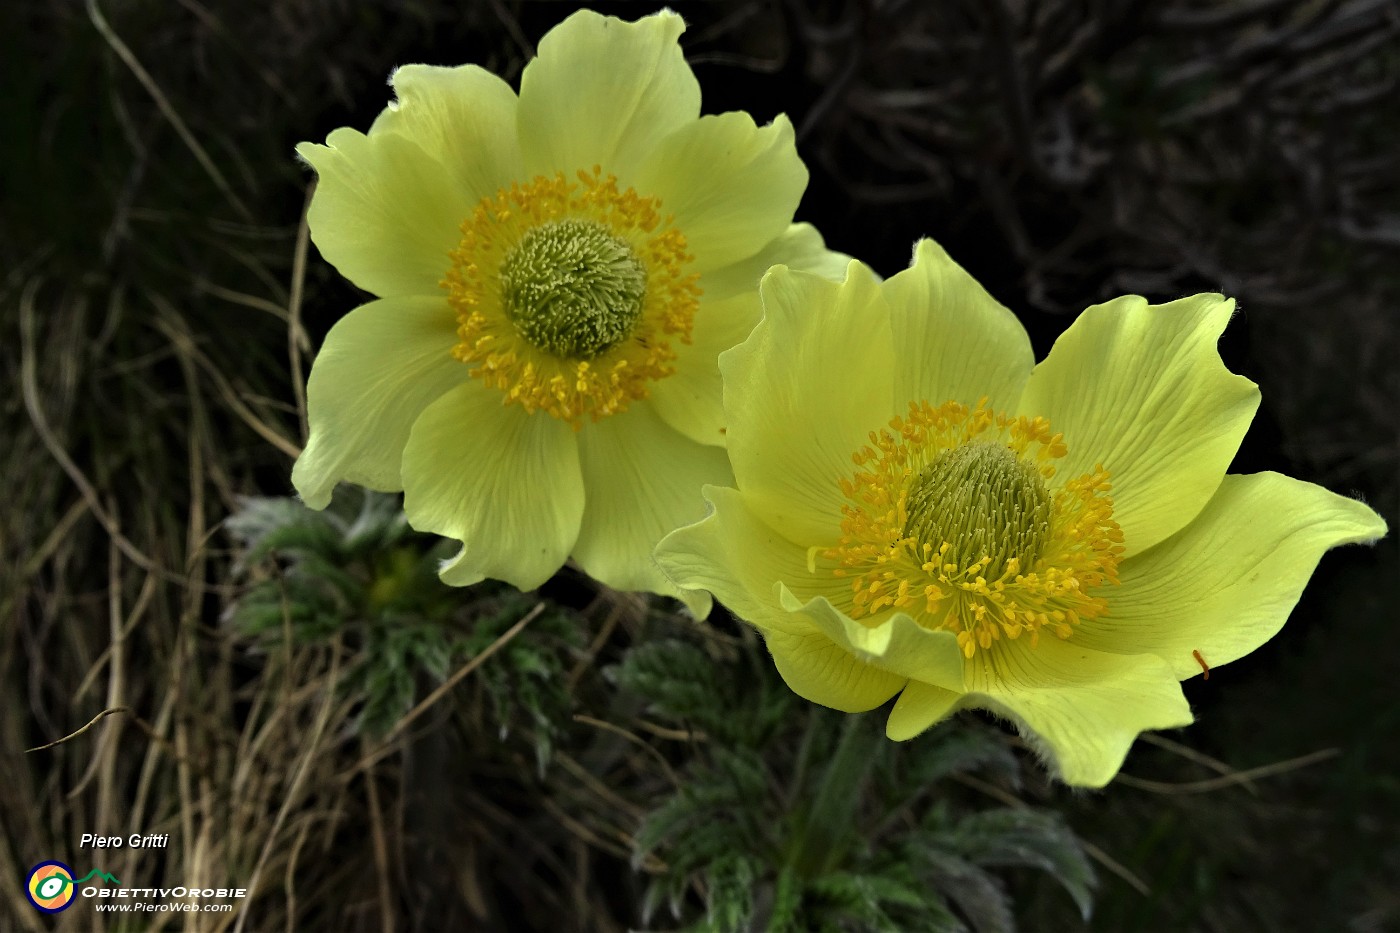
[80,833,169,849]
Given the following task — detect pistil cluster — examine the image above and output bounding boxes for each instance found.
[823,399,1124,658]
[498,219,647,359]
[443,168,700,425]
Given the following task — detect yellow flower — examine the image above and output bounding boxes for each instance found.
[655,240,1387,786]
[290,10,845,608]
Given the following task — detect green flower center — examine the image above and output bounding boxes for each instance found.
[498,219,647,359]
[903,442,1053,577]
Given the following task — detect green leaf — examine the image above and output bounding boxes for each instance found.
[706,853,758,932]
[940,808,1096,920]
[912,851,1013,933]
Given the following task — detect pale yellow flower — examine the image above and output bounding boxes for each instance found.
[291,10,845,608]
[656,241,1387,786]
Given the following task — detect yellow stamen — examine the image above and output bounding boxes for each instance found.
[442,167,700,426]
[822,399,1123,657]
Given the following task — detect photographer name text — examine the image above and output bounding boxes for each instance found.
[80,833,170,849]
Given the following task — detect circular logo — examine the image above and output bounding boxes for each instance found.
[26,861,77,913]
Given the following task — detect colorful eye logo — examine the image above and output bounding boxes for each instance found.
[26,861,77,913]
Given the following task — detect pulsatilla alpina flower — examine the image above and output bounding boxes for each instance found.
[655,241,1387,786]
[291,10,845,606]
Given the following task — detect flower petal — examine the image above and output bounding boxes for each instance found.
[882,239,1034,409]
[722,262,895,544]
[764,624,907,713]
[517,9,699,181]
[650,225,852,447]
[655,485,903,710]
[368,64,522,205]
[776,587,966,693]
[1016,294,1260,556]
[967,638,1192,788]
[574,403,732,614]
[292,296,463,509]
[886,682,964,741]
[296,129,470,298]
[698,222,851,303]
[656,486,852,625]
[635,112,806,273]
[401,381,583,590]
[1077,471,1388,679]
[647,293,757,447]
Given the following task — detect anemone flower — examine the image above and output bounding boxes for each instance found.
[656,240,1386,786]
[291,9,844,610]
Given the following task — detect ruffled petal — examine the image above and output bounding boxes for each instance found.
[401,381,584,591]
[655,486,852,624]
[722,262,895,544]
[655,485,902,710]
[886,682,964,741]
[650,225,851,447]
[368,64,523,205]
[635,112,805,273]
[882,239,1034,410]
[292,296,463,509]
[296,128,470,298]
[517,9,699,181]
[776,587,966,693]
[574,403,732,615]
[763,624,906,712]
[1077,472,1387,678]
[1016,294,1260,557]
[966,638,1193,788]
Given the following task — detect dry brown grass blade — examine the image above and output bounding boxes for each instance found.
[62,531,132,807]
[24,707,133,753]
[18,497,90,580]
[566,598,628,691]
[0,839,48,933]
[152,304,301,459]
[343,600,549,780]
[539,798,633,862]
[18,277,170,578]
[74,571,160,699]
[195,282,295,322]
[281,821,313,933]
[364,763,395,933]
[287,182,313,442]
[232,641,344,933]
[86,0,253,222]
[1114,748,1340,795]
[556,753,646,821]
[1138,733,1261,795]
[386,602,547,742]
[631,720,703,743]
[951,772,1152,897]
[573,715,681,790]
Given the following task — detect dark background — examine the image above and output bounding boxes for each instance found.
[4,1,1397,930]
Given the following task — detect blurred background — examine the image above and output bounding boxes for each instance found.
[3,0,1396,930]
